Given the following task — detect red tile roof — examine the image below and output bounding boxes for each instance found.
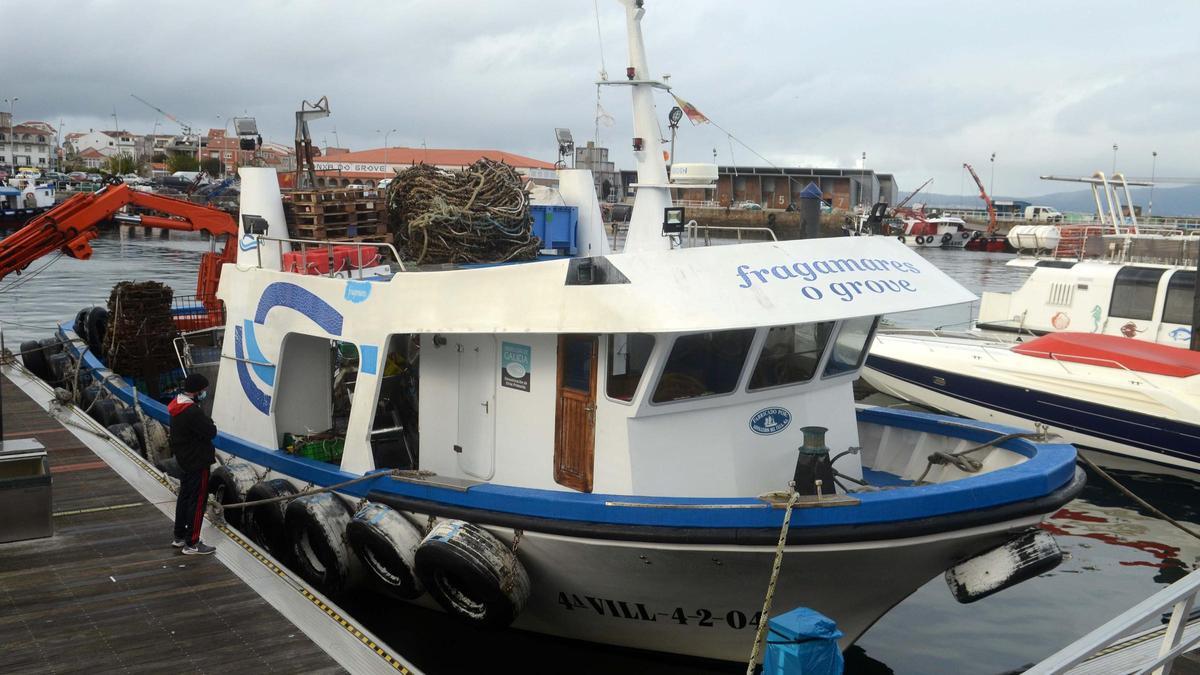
[316,147,554,170]
[79,148,107,159]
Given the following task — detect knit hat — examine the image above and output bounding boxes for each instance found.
[183,373,210,393]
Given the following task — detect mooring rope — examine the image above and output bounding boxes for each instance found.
[913,431,1042,485]
[1075,451,1200,542]
[745,483,802,673]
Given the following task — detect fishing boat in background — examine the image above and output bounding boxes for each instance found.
[0,0,1084,662]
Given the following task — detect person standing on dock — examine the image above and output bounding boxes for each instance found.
[169,373,217,555]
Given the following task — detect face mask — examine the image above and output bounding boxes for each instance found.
[197,390,208,401]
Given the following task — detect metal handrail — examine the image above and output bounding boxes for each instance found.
[255,235,407,276]
[1028,567,1200,674]
[685,223,778,247]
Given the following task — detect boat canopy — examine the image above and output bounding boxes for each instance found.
[1012,332,1200,377]
[285,235,977,334]
[0,186,21,196]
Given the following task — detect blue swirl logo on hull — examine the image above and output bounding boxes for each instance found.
[749,407,791,435]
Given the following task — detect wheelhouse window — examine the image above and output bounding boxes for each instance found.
[1162,271,1195,325]
[1110,266,1166,321]
[822,316,879,378]
[607,333,655,402]
[749,322,834,390]
[651,329,755,403]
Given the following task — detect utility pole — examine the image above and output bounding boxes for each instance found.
[1111,143,1118,175]
[4,97,18,172]
[376,128,397,166]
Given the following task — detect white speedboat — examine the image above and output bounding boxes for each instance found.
[4,1,1083,662]
[864,330,1200,471]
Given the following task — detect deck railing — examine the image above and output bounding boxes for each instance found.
[1027,567,1200,674]
[684,223,778,247]
[254,235,406,277]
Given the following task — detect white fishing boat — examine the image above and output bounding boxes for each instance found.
[2,1,1083,662]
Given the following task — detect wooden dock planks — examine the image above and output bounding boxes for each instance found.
[0,376,344,674]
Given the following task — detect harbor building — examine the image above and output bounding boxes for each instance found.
[311,146,557,188]
[1,117,57,169]
[618,165,899,210]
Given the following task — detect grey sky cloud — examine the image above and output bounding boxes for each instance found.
[4,0,1196,196]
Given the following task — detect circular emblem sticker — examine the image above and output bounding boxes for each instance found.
[749,407,791,435]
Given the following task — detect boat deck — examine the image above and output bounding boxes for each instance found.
[0,366,409,674]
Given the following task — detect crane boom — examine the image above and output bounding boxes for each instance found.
[0,183,238,301]
[894,177,933,212]
[130,94,194,136]
[964,163,997,236]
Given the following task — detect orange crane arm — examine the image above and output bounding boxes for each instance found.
[0,182,239,300]
[963,163,997,236]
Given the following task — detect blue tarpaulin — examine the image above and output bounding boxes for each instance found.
[798,182,823,200]
[0,186,21,196]
[763,607,844,674]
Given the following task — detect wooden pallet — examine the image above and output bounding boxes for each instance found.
[292,223,383,240]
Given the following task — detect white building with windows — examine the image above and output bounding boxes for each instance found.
[65,129,143,160]
[1,119,56,170]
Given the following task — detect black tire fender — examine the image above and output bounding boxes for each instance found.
[20,339,49,379]
[45,352,71,387]
[348,503,425,599]
[85,307,108,357]
[106,422,143,456]
[285,493,354,592]
[415,520,531,629]
[897,235,906,244]
[156,456,183,480]
[244,479,298,562]
[80,384,102,410]
[73,308,91,342]
[89,398,121,427]
[941,232,953,244]
[209,461,258,530]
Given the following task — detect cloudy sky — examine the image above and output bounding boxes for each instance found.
[6,0,1197,196]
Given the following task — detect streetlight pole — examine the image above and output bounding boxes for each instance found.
[375,128,397,167]
[989,152,996,197]
[1111,143,1118,175]
[1149,151,1158,217]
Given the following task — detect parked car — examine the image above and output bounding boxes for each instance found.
[86,173,102,182]
[737,201,762,210]
[68,172,87,181]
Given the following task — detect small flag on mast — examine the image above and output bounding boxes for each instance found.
[671,94,710,125]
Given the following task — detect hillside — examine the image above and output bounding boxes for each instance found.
[908,184,1200,216]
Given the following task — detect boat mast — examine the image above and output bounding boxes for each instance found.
[615,0,672,253]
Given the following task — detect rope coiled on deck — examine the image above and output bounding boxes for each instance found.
[385,159,539,265]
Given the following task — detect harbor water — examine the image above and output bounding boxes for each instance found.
[4,229,1198,673]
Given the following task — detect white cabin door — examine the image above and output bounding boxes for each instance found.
[456,335,496,479]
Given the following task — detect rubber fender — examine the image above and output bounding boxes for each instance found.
[20,340,49,379]
[941,232,953,244]
[415,520,531,629]
[106,422,143,456]
[209,461,258,530]
[73,308,91,342]
[896,235,906,244]
[118,407,141,425]
[80,384,102,410]
[85,307,108,358]
[89,398,121,427]
[285,493,354,592]
[961,230,972,239]
[156,456,183,480]
[244,479,298,563]
[140,417,170,466]
[39,336,64,357]
[45,352,71,388]
[348,503,425,599]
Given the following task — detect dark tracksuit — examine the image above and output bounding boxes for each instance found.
[168,394,217,545]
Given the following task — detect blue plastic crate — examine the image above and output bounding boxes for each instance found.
[530,205,578,255]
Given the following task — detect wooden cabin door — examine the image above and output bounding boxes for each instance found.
[554,334,597,492]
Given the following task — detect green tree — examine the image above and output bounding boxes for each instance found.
[200,157,223,178]
[151,152,167,163]
[166,153,200,173]
[106,154,137,175]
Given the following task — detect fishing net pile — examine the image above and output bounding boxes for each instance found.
[103,281,180,384]
[385,159,539,265]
